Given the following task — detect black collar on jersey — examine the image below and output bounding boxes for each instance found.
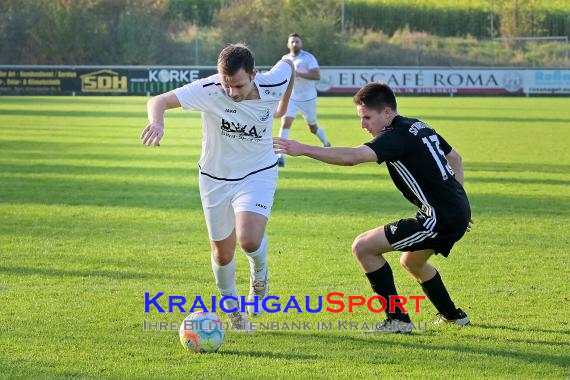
[381,114,403,132]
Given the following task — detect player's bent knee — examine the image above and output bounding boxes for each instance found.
[211,250,234,266]
[400,255,421,274]
[352,237,371,260]
[238,237,261,253]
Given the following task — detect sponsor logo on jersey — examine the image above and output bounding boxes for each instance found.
[220,118,262,139]
[255,203,267,209]
[258,108,270,122]
[225,108,237,113]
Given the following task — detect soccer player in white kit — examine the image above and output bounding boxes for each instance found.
[277,33,331,167]
[141,44,295,332]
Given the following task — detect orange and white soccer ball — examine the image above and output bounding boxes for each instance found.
[179,312,224,353]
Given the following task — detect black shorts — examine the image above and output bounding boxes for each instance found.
[384,216,467,257]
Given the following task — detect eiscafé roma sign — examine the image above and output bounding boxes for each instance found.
[315,68,568,95]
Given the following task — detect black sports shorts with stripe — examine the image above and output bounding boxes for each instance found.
[384,213,468,257]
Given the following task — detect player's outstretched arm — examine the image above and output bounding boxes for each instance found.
[274,59,295,118]
[273,137,377,166]
[297,68,320,81]
[141,91,181,147]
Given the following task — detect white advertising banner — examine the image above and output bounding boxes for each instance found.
[316,68,570,95]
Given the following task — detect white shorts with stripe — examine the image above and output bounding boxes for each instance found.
[285,98,317,125]
[198,167,278,241]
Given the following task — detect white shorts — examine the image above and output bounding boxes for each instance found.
[285,98,317,125]
[198,168,278,241]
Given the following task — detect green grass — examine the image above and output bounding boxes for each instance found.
[0,95,569,378]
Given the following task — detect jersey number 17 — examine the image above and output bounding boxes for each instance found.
[422,135,455,180]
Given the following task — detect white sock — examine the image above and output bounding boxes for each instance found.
[243,236,268,281]
[279,127,290,139]
[278,128,290,160]
[211,255,239,310]
[315,127,330,146]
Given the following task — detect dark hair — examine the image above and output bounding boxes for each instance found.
[289,33,301,39]
[217,43,255,76]
[353,82,397,112]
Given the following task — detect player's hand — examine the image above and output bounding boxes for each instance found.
[273,137,304,157]
[466,218,474,232]
[140,123,164,147]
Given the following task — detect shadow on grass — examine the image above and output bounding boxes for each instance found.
[0,172,568,216]
[0,143,189,154]
[0,96,146,106]
[467,162,570,175]
[2,159,569,186]
[317,113,570,124]
[0,141,201,161]
[269,330,568,368]
[0,174,202,211]
[221,350,319,360]
[465,333,570,348]
[0,109,195,119]
[0,173,404,214]
[280,168,570,186]
[421,114,570,124]
[475,323,570,336]
[3,140,568,177]
[467,177,570,186]
[0,162,198,178]
[0,265,169,280]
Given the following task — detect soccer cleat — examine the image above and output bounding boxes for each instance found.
[246,271,269,317]
[277,156,285,167]
[434,308,470,326]
[324,142,331,148]
[364,317,413,334]
[226,310,253,333]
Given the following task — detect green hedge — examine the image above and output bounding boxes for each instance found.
[348,3,488,37]
[344,1,569,38]
[543,12,570,37]
[165,0,569,38]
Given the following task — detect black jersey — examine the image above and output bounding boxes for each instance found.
[365,115,470,232]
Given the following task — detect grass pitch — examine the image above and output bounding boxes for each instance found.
[0,95,569,378]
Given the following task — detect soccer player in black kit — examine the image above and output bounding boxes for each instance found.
[274,82,472,333]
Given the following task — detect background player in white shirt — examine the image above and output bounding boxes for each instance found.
[141,44,294,331]
[277,33,331,167]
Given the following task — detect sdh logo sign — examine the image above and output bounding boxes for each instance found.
[80,70,128,93]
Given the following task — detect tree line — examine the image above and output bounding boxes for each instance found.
[0,0,567,66]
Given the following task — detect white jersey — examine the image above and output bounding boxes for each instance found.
[282,50,319,101]
[173,60,292,181]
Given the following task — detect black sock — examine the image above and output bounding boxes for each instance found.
[420,271,459,319]
[365,262,411,323]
